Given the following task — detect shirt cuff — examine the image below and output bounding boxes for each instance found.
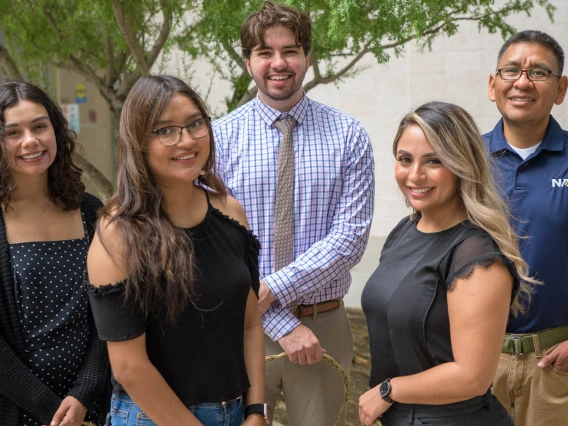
[264,269,296,308]
[262,306,301,341]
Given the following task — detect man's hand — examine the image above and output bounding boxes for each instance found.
[47,396,87,426]
[538,340,568,372]
[278,324,325,365]
[258,280,276,315]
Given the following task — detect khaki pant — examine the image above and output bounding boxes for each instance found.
[493,342,568,426]
[264,302,353,426]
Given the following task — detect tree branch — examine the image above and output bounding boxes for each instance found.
[0,44,23,80]
[222,41,247,73]
[74,154,114,202]
[302,20,449,93]
[116,69,142,102]
[381,22,447,50]
[112,0,150,75]
[310,49,322,80]
[42,10,63,36]
[303,44,370,91]
[105,35,117,87]
[145,0,172,69]
[54,56,125,114]
[236,86,258,108]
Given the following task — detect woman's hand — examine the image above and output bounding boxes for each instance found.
[242,413,267,426]
[47,396,87,426]
[359,386,391,426]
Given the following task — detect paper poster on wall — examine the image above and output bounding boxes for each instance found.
[61,104,80,133]
[75,84,87,104]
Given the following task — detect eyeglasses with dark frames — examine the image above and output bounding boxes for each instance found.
[152,117,211,146]
[496,67,561,82]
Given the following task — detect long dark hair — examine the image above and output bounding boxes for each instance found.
[0,81,84,209]
[101,75,227,321]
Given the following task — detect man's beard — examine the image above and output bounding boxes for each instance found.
[253,67,308,103]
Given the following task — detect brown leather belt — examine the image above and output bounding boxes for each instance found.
[293,298,341,319]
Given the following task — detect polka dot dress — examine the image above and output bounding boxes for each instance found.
[10,211,90,426]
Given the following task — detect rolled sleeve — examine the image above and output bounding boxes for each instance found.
[262,304,301,341]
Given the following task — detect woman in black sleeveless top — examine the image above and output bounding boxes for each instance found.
[86,76,266,426]
[359,102,537,426]
[0,82,109,426]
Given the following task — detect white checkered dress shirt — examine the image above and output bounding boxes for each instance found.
[213,94,375,340]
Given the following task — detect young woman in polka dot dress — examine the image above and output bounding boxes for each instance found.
[0,82,110,426]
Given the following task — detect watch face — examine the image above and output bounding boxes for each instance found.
[379,380,391,397]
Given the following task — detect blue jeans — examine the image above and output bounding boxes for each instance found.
[108,392,244,426]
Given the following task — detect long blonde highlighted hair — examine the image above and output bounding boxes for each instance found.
[393,101,537,315]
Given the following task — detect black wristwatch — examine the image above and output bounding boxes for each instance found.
[379,378,394,403]
[245,403,270,424]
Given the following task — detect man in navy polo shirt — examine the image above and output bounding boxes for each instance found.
[484,30,568,426]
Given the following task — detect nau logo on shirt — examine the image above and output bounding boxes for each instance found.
[551,178,568,187]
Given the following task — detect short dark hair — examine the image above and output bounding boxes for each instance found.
[240,1,312,59]
[497,30,565,74]
[0,81,84,210]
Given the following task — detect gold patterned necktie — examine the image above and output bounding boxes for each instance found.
[273,116,297,272]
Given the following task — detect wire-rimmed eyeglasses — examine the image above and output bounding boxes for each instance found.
[152,117,211,146]
[496,67,561,82]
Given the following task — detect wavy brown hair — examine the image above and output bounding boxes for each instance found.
[241,1,312,58]
[0,81,84,210]
[100,75,227,322]
[393,101,538,316]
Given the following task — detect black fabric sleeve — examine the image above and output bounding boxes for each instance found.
[86,278,147,342]
[444,232,521,294]
[82,193,103,241]
[245,233,261,298]
[0,334,62,424]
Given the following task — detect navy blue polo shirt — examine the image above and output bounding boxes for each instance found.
[483,116,568,333]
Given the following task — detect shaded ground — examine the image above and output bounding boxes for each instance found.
[273,308,371,426]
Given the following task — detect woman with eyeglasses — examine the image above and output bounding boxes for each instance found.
[0,81,109,426]
[86,75,265,426]
[358,102,537,426]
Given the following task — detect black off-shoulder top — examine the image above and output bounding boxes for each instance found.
[86,197,260,406]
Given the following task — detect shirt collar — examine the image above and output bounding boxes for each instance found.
[488,115,564,155]
[253,93,309,127]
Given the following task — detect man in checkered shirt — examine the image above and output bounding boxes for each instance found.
[213,2,375,425]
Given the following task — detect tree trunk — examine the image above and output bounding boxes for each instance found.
[0,44,23,80]
[76,155,114,202]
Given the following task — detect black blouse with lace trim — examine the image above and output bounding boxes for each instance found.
[86,202,260,406]
[361,215,520,388]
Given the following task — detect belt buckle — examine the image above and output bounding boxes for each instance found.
[511,335,523,356]
[221,395,242,405]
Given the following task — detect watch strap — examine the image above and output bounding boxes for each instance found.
[245,403,269,422]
